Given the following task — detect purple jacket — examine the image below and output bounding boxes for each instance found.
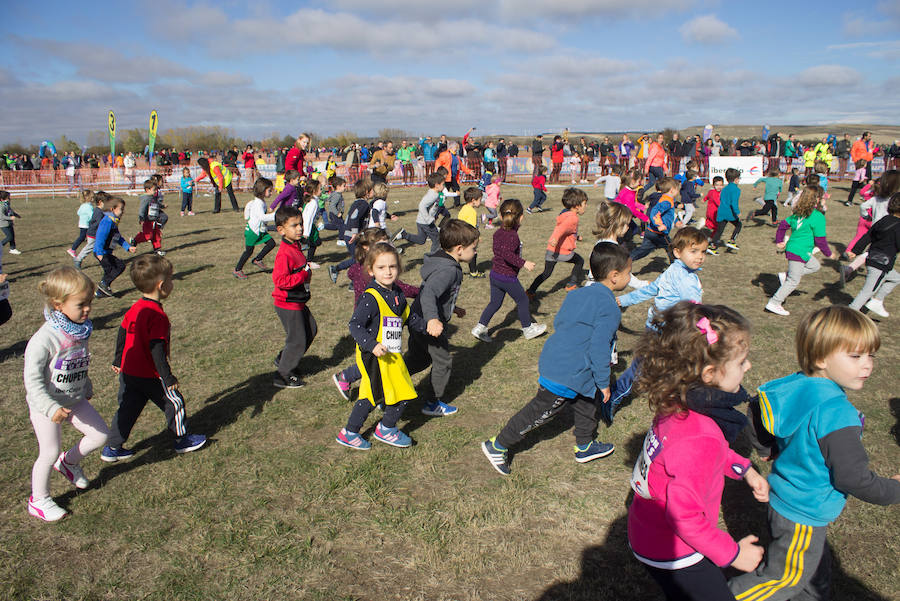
[490,227,527,279]
[270,183,298,211]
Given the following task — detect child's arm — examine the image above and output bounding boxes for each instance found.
[112,325,126,373]
[347,293,381,353]
[588,303,618,398]
[396,280,420,300]
[547,213,577,248]
[149,339,177,389]
[774,220,791,247]
[746,399,777,459]
[617,276,659,308]
[820,427,900,505]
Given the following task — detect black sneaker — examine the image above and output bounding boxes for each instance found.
[273,373,304,388]
[328,265,339,284]
[96,282,113,297]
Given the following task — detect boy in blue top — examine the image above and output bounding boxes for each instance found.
[748,168,783,225]
[631,177,681,263]
[605,227,707,424]
[481,242,632,475]
[93,196,136,298]
[709,168,742,252]
[730,306,900,601]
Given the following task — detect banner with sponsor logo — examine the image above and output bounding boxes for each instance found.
[148,110,159,160]
[709,156,763,183]
[107,110,116,159]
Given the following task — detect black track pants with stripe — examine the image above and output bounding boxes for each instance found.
[107,373,188,447]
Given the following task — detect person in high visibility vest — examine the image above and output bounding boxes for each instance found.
[195,157,239,213]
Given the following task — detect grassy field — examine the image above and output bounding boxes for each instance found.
[0,180,898,601]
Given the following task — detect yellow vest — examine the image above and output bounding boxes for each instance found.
[355,288,416,406]
[208,160,232,187]
[803,150,817,167]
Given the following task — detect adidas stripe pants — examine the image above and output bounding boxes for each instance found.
[107,373,188,447]
[729,505,830,601]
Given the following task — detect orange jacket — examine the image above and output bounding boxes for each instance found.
[850,139,873,163]
[546,210,580,256]
[435,150,473,182]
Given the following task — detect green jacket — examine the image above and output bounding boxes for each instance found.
[396,146,414,164]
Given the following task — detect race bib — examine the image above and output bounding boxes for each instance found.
[381,315,403,354]
[630,427,663,500]
[50,351,91,396]
[148,203,159,219]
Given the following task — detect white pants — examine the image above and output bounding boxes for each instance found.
[30,399,108,499]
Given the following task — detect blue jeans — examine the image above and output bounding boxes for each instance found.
[181,192,193,212]
[647,166,665,189]
[630,230,670,261]
[529,189,547,210]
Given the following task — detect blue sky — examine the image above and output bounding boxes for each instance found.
[1,0,898,144]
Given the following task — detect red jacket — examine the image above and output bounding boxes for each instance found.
[285,147,306,173]
[271,240,311,310]
[551,142,565,164]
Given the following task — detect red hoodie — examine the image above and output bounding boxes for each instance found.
[271,240,311,310]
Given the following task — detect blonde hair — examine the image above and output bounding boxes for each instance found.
[592,201,632,239]
[796,306,880,375]
[372,181,389,199]
[80,189,94,204]
[792,187,819,218]
[38,267,95,310]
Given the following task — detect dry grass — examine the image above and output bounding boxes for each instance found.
[0,180,898,601]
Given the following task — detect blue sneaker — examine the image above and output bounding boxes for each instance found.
[336,428,371,450]
[422,400,458,417]
[481,438,510,475]
[100,445,135,463]
[373,423,412,448]
[574,440,615,463]
[174,433,207,454]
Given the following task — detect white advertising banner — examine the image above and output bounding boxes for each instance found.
[708,156,764,183]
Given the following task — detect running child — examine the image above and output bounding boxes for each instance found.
[233,177,277,279]
[332,228,419,400]
[730,306,900,601]
[270,170,301,211]
[630,177,681,264]
[613,172,649,245]
[480,242,632,475]
[404,219,479,417]
[23,267,109,521]
[74,191,109,269]
[765,187,833,316]
[0,190,21,255]
[842,171,899,282]
[702,176,724,243]
[367,181,391,232]
[68,190,95,259]
[595,165,623,202]
[335,242,429,450]
[102,254,206,461]
[678,166,701,225]
[628,302,769,600]
[93,196,136,298]
[586,201,647,289]
[393,172,443,254]
[301,179,322,266]
[748,168,783,225]
[783,167,801,207]
[324,176,347,238]
[847,192,900,317]
[844,159,869,206]
[180,167,194,216]
[528,165,549,213]
[271,205,317,389]
[483,173,502,229]
[471,198,545,342]
[330,178,374,283]
[526,187,588,296]
[131,179,166,256]
[709,168,743,252]
[457,187,484,277]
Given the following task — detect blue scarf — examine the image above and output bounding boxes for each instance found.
[685,385,750,443]
[44,308,93,341]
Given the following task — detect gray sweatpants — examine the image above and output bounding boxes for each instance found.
[849,266,900,309]
[729,505,830,601]
[772,256,820,304]
[74,238,96,267]
[404,330,452,401]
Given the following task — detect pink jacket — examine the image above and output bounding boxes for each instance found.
[644,141,668,172]
[627,410,751,569]
[485,182,501,209]
[614,187,649,223]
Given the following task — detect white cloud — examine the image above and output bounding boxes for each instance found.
[796,64,862,87]
[502,0,695,20]
[827,40,900,61]
[679,14,738,44]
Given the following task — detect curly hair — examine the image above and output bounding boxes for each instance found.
[635,301,750,417]
[792,187,819,218]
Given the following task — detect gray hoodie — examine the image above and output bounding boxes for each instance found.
[415,189,441,225]
[24,322,93,417]
[410,250,462,324]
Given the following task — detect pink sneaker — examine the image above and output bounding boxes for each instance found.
[66,249,77,258]
[53,451,89,489]
[28,496,68,522]
[188,211,195,216]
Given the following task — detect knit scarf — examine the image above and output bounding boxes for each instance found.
[44,308,93,341]
[685,386,749,443]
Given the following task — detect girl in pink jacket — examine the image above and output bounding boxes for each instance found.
[627,302,769,601]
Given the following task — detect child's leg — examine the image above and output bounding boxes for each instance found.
[425,223,441,254]
[772,257,820,304]
[508,279,533,327]
[872,268,900,303]
[848,252,867,271]
[495,386,569,449]
[106,374,151,448]
[630,231,665,261]
[645,559,734,601]
[424,336,452,402]
[254,239,276,262]
[100,255,126,285]
[340,362,362,384]
[133,221,150,245]
[151,224,162,250]
[728,507,830,601]
[529,189,542,210]
[275,306,317,378]
[849,266,888,310]
[846,180,861,204]
[468,253,478,273]
[727,220,742,241]
[64,399,109,464]
[71,228,88,251]
[683,203,695,224]
[0,225,16,250]
[402,223,431,245]
[235,245,256,271]
[478,279,511,327]
[710,222,726,245]
[527,259,557,294]
[75,238,95,267]
[380,400,409,429]
[345,398,375,433]
[335,240,357,273]
[845,218,871,252]
[144,379,189,439]
[181,192,189,212]
[566,253,585,285]
[570,394,599,447]
[0,298,11,326]
[29,410,61,499]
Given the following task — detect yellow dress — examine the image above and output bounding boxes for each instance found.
[355,288,417,407]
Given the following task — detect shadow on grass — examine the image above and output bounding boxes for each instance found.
[0,339,27,362]
[634,255,670,277]
[162,228,211,240]
[164,237,225,253]
[5,262,55,277]
[172,264,214,281]
[890,398,900,447]
[301,334,356,376]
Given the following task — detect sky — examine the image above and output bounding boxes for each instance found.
[1,0,899,145]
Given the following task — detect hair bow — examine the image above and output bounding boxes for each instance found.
[696,317,719,345]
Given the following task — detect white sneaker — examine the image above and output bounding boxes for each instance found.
[28,496,68,522]
[865,298,889,318]
[471,323,492,342]
[778,272,786,286]
[307,262,321,270]
[522,323,547,339]
[336,240,347,247]
[8,249,21,255]
[765,301,790,316]
[53,451,89,489]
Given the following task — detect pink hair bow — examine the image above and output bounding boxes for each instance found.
[696,317,719,345]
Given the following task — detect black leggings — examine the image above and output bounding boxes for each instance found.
[99,254,125,286]
[643,558,733,601]
[235,239,275,271]
[479,276,532,327]
[527,254,584,293]
[497,386,598,448]
[710,220,742,244]
[0,298,11,326]
[753,200,778,222]
[847,180,863,204]
[346,398,407,433]
[71,228,88,251]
